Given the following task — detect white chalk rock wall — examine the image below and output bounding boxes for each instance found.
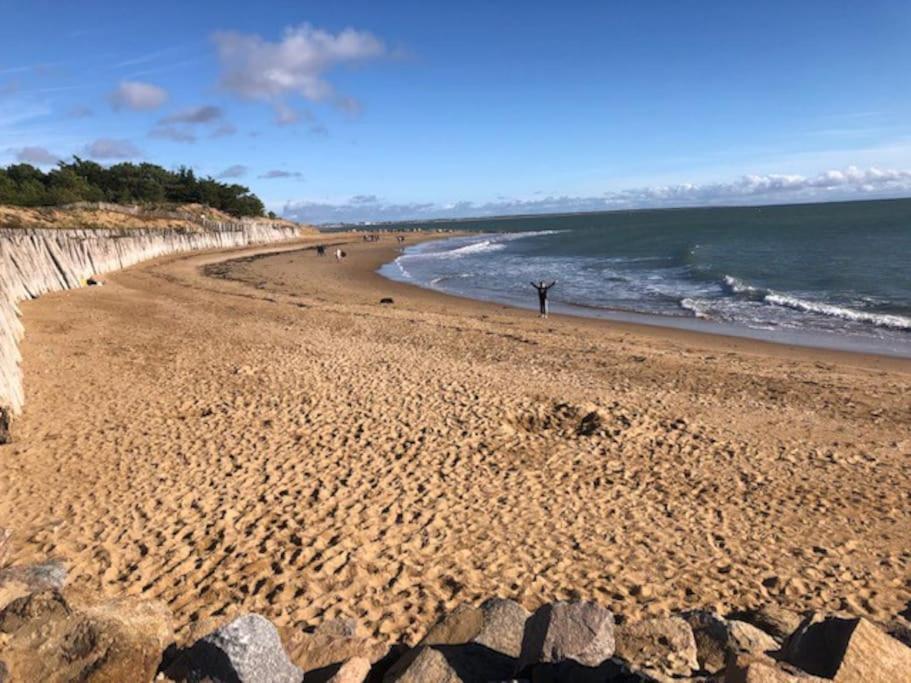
[0,224,300,415]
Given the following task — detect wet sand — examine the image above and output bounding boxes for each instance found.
[1,234,910,654]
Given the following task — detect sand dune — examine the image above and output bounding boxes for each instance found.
[1,235,909,651]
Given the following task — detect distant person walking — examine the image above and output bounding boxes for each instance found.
[531,280,556,318]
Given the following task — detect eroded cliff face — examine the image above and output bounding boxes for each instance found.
[0,224,301,416]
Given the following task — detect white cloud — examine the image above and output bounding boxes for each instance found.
[109,80,168,111]
[282,166,911,224]
[84,138,142,160]
[14,146,60,165]
[218,164,247,179]
[213,23,386,112]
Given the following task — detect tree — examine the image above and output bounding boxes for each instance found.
[0,158,267,218]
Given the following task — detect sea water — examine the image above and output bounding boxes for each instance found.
[378,198,911,356]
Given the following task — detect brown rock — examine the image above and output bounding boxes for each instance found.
[0,558,67,610]
[682,611,778,675]
[518,600,616,671]
[615,616,698,677]
[0,590,174,682]
[288,616,386,672]
[729,605,803,642]
[782,614,911,681]
[0,406,10,444]
[384,644,515,682]
[726,654,828,682]
[422,598,530,658]
[728,620,780,657]
[322,656,371,683]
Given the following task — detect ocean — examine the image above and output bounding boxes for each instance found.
[377,198,911,357]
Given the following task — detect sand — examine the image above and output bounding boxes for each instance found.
[1,234,910,652]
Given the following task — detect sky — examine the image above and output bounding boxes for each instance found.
[2,0,911,223]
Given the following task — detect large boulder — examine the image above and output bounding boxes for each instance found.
[0,590,174,682]
[517,601,616,672]
[781,614,911,681]
[175,613,302,683]
[614,616,698,677]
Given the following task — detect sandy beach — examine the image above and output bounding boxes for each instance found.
[1,234,910,656]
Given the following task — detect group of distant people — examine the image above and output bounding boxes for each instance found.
[316,234,556,319]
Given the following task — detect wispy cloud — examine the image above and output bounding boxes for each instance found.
[218,164,247,179]
[109,80,168,111]
[66,105,93,118]
[84,138,142,160]
[213,23,387,115]
[161,105,223,124]
[149,125,196,143]
[211,122,237,138]
[283,166,911,224]
[260,169,303,179]
[13,146,60,165]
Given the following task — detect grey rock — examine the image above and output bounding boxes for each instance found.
[183,613,302,683]
[518,601,615,671]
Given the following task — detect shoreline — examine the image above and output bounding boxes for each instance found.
[2,233,910,650]
[325,235,910,373]
[374,233,911,364]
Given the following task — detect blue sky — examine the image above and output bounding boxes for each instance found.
[2,0,911,223]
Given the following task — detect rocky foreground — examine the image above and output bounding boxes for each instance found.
[1,547,909,682]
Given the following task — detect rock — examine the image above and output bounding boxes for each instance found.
[681,611,777,674]
[0,559,67,611]
[384,644,515,682]
[781,613,911,681]
[0,528,10,569]
[0,407,9,444]
[422,598,530,658]
[86,276,104,286]
[728,620,780,657]
[681,610,733,673]
[0,588,70,633]
[614,616,698,677]
[729,605,803,642]
[379,297,394,304]
[288,616,386,672]
[526,657,656,682]
[308,656,372,683]
[176,614,302,683]
[0,590,174,682]
[517,601,616,671]
[725,654,828,682]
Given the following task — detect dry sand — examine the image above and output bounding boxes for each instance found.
[1,234,910,653]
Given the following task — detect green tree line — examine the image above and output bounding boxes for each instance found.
[0,158,265,218]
